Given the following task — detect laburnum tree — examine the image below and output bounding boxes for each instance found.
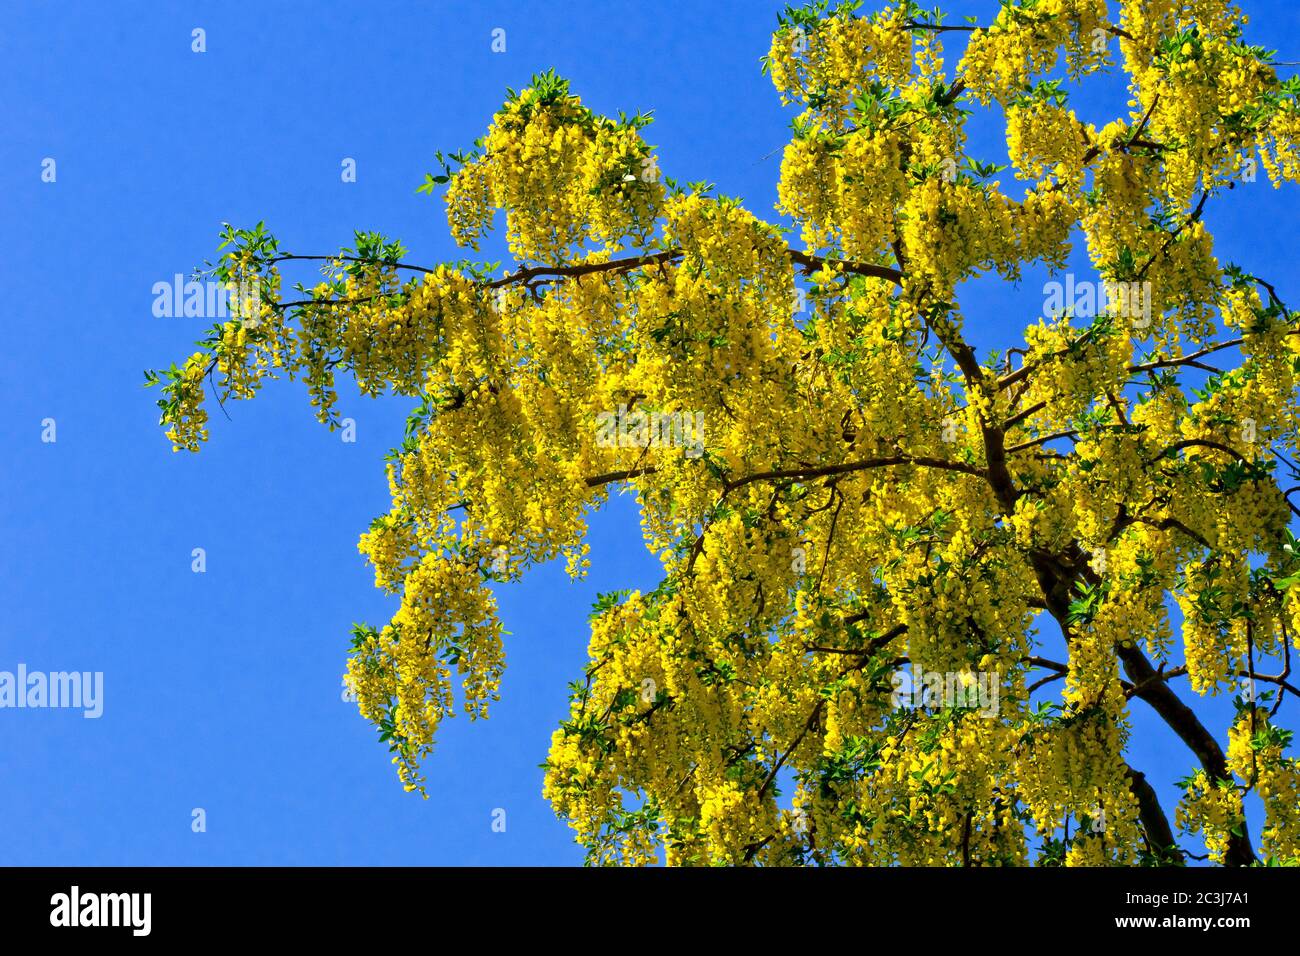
[148,0,1300,866]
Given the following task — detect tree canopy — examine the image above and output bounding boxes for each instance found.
[150,0,1300,866]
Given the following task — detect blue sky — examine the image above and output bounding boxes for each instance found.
[1,0,1298,865]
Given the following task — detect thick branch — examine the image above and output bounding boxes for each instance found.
[1117,643,1257,866]
[722,455,985,493]
[1125,763,1183,864]
[267,246,904,296]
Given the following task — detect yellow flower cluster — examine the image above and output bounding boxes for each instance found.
[446,82,663,261]
[163,352,211,452]
[1020,315,1132,431]
[1176,768,1245,865]
[1006,100,1089,183]
[1116,0,1293,202]
[766,4,912,116]
[959,0,1111,106]
[1226,709,1300,862]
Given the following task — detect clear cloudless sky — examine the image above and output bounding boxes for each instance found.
[2,0,1299,865]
